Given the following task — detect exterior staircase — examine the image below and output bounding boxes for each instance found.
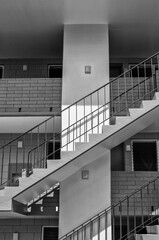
[0,52,159,239]
[135,221,159,240]
[0,93,159,211]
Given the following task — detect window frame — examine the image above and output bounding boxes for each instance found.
[131,139,158,171]
[42,226,58,240]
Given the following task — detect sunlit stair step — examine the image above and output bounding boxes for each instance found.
[146,225,159,234]
[153,92,159,100]
[135,234,159,240]
[140,100,159,109]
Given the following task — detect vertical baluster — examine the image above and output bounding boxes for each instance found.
[1,147,4,185]
[90,94,93,133]
[133,193,136,235]
[37,126,40,167]
[104,86,106,123]
[151,58,154,93]
[110,81,113,116]
[124,73,128,114]
[8,144,12,185]
[45,121,48,168]
[97,90,99,133]
[23,135,26,171]
[83,98,86,141]
[130,70,134,108]
[90,220,93,240]
[15,139,18,175]
[127,197,130,238]
[98,215,100,240]
[117,77,120,113]
[144,62,147,98]
[112,206,115,240]
[137,66,140,102]
[119,201,122,239]
[30,130,33,168]
[76,103,78,140]
[141,189,144,225]
[105,210,107,240]
[157,54,159,91]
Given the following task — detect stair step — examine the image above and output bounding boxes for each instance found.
[153,92,159,100]
[115,116,132,126]
[135,234,159,240]
[146,225,159,234]
[140,100,159,109]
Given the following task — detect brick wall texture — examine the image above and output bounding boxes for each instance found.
[0,78,62,113]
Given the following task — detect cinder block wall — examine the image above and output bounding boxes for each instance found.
[0,58,62,113]
[0,78,62,113]
[0,218,58,240]
[111,132,159,215]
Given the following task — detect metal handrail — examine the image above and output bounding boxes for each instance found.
[0,51,158,188]
[59,175,159,240]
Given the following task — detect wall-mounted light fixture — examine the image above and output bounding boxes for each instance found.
[23,65,27,71]
[85,66,91,74]
[13,232,19,240]
[82,170,89,180]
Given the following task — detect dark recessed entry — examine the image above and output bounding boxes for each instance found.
[43,227,58,240]
[48,65,62,78]
[132,141,157,171]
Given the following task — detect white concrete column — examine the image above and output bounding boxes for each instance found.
[62,24,109,150]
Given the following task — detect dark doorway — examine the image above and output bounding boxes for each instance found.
[43,227,58,240]
[48,65,62,78]
[132,141,157,171]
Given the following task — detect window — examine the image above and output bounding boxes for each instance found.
[48,65,62,78]
[129,64,157,77]
[0,66,4,78]
[47,141,61,159]
[110,64,123,78]
[42,226,58,240]
[132,141,158,171]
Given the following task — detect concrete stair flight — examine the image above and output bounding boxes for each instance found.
[135,221,159,240]
[1,93,159,213]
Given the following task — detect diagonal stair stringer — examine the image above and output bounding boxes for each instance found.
[1,94,159,212]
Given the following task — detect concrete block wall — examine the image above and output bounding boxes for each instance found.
[0,218,58,240]
[111,171,159,215]
[111,132,159,216]
[0,78,62,113]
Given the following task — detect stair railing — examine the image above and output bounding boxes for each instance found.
[59,175,159,240]
[27,52,159,172]
[0,52,159,187]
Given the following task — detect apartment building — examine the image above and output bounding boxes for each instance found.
[0,1,159,240]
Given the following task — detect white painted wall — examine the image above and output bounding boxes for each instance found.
[62,24,109,105]
[62,24,109,150]
[59,151,111,238]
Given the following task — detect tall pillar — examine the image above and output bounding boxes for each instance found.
[62,24,109,150]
